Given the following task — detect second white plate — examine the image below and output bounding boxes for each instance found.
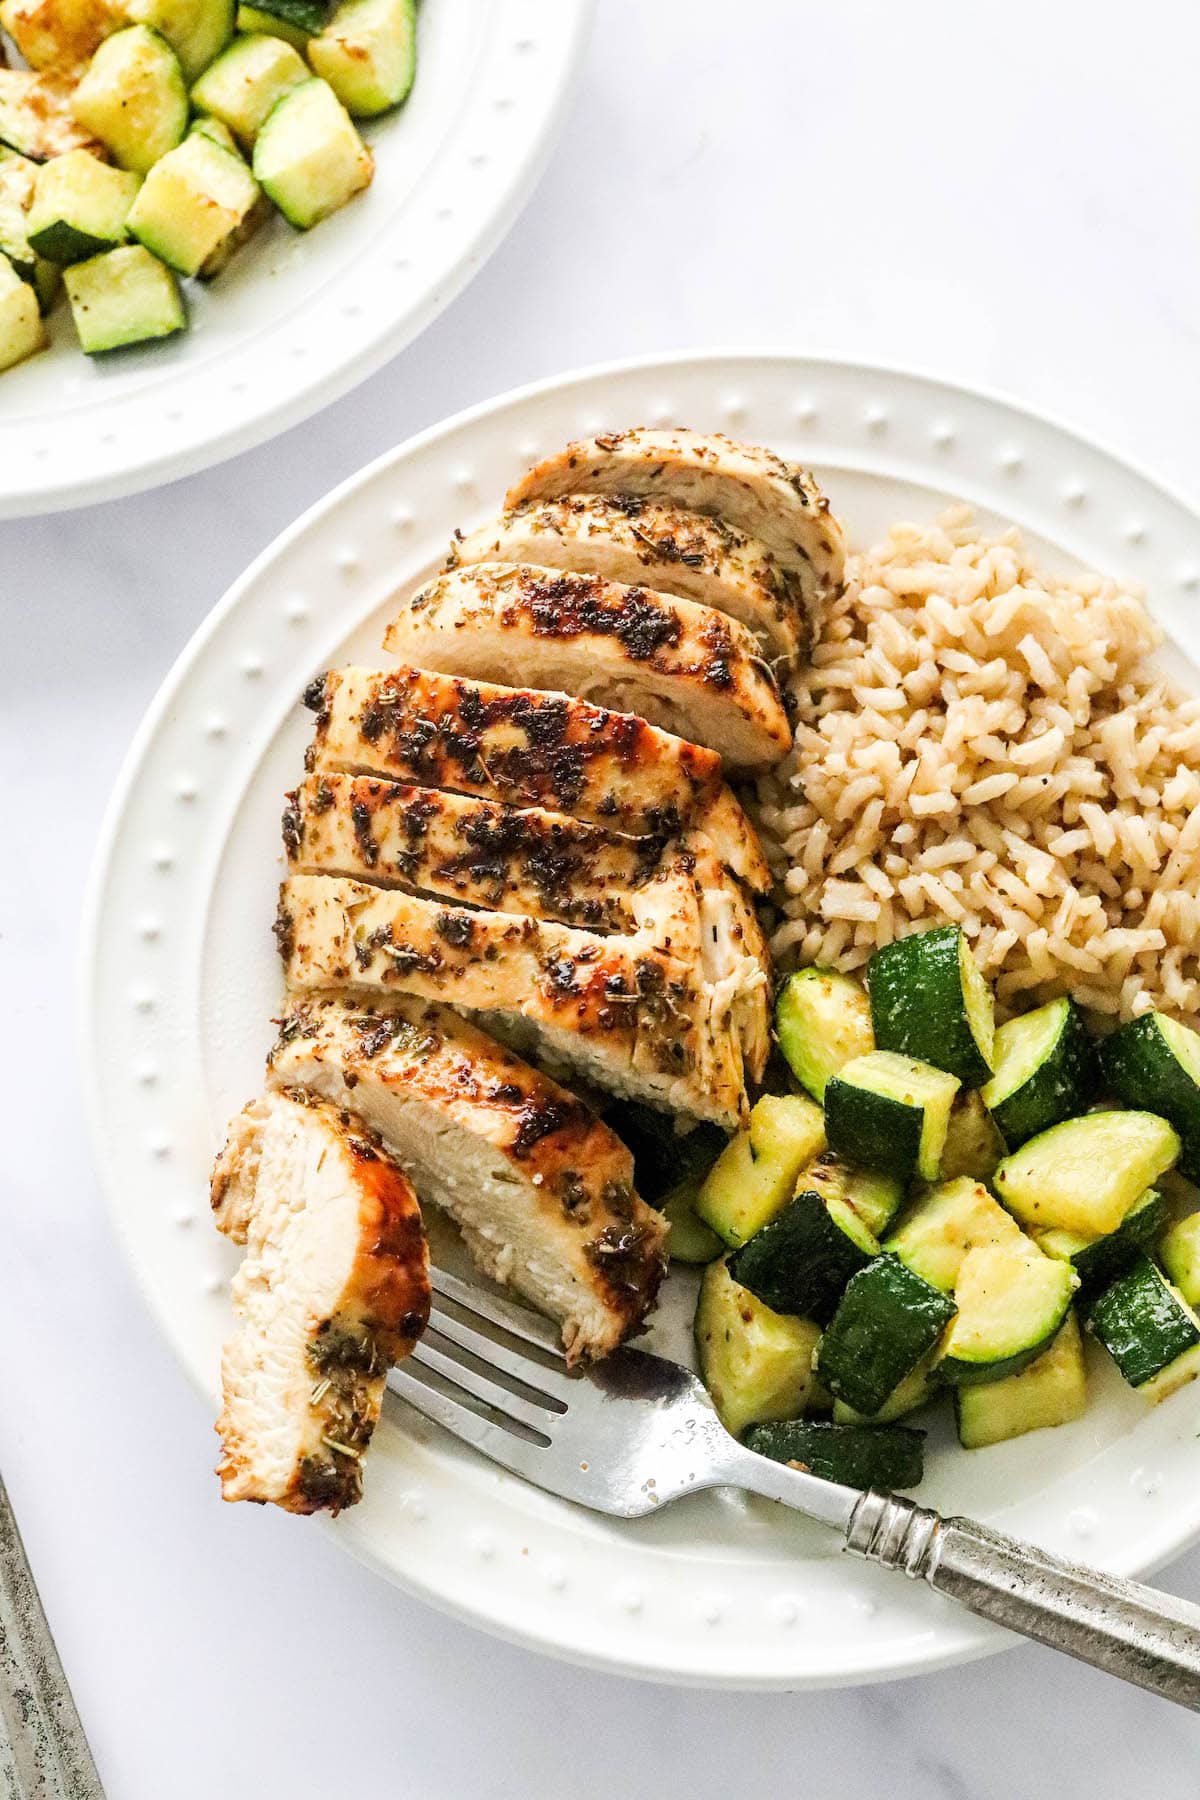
[1,0,590,516]
[81,352,1200,1688]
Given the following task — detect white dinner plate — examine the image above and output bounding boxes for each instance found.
[81,352,1200,1688]
[1,0,590,518]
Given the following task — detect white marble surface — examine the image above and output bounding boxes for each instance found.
[6,1,1200,1792]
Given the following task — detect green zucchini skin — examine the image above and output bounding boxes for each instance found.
[744,1419,925,1489]
[774,968,873,1102]
[727,1189,878,1324]
[1087,1254,1200,1392]
[1102,1013,1200,1179]
[982,996,1098,1148]
[816,1254,957,1417]
[1036,1188,1168,1301]
[1159,1213,1200,1308]
[824,1051,959,1182]
[868,925,994,1087]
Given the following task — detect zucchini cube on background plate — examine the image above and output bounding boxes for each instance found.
[308,0,416,118]
[124,0,237,83]
[71,25,189,173]
[128,132,261,277]
[191,32,310,147]
[253,77,373,230]
[0,251,45,370]
[938,1239,1078,1387]
[744,1419,925,1491]
[64,243,185,352]
[27,150,139,264]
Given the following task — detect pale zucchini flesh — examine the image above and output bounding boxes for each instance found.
[994,1110,1180,1236]
[695,1258,823,1438]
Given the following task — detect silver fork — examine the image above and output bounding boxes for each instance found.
[391,1267,1200,1708]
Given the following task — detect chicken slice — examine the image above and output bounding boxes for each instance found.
[211,1088,430,1513]
[451,494,806,664]
[505,428,846,626]
[303,665,771,893]
[284,772,659,933]
[382,563,791,771]
[267,996,668,1360]
[276,874,748,1126]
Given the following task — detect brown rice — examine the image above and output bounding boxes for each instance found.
[752,507,1200,1023]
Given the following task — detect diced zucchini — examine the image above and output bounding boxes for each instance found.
[128,132,262,277]
[695,1258,823,1438]
[1088,1255,1200,1402]
[884,1176,1024,1294]
[124,0,235,81]
[744,1419,925,1490]
[0,0,123,72]
[938,1089,1006,1181]
[955,1311,1088,1448]
[727,1185,879,1325]
[832,1349,940,1425]
[189,114,240,153]
[994,1110,1180,1236]
[824,1049,960,1182]
[1036,1186,1169,1299]
[868,925,995,1087]
[1159,1212,1200,1309]
[0,70,102,161]
[816,1254,957,1418]
[307,0,415,118]
[695,1093,825,1249]
[774,967,873,1103]
[1102,1011,1200,1180]
[253,75,372,228]
[236,1,310,43]
[939,1239,1077,1386]
[27,150,139,265]
[982,996,1098,1148]
[0,252,46,371]
[191,32,310,147]
[71,26,188,175]
[63,242,185,351]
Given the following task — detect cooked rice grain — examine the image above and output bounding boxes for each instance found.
[752,507,1200,1022]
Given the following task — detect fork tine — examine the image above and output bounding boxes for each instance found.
[411,1337,559,1433]
[428,1300,577,1402]
[388,1366,554,1483]
[429,1266,566,1358]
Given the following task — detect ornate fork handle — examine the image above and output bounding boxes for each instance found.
[845,1489,1200,1709]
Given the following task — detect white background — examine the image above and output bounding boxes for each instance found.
[6,1,1200,1793]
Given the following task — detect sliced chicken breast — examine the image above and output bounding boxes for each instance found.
[276,874,748,1126]
[382,563,791,770]
[451,494,806,663]
[304,665,771,893]
[505,428,846,625]
[211,1088,430,1513]
[267,996,667,1359]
